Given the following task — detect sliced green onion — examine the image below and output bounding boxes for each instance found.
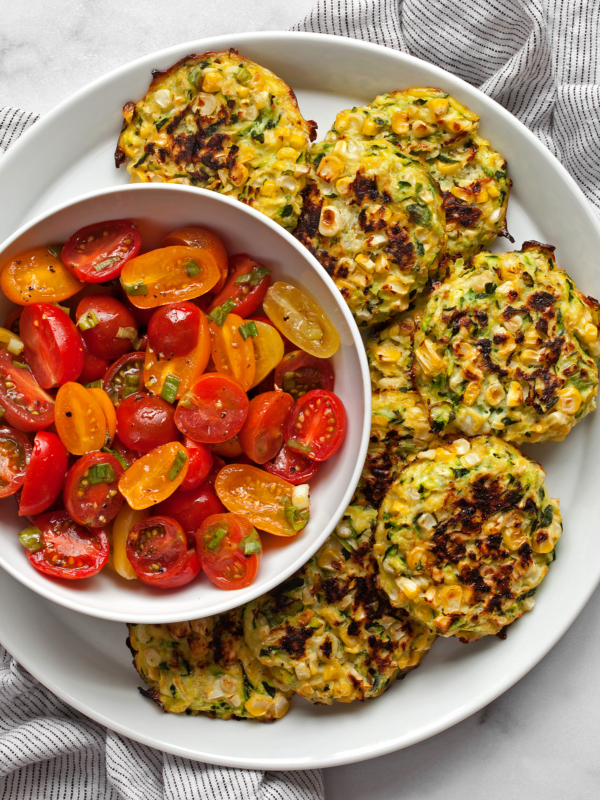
[116,327,139,348]
[46,244,64,259]
[239,528,261,556]
[77,310,99,331]
[19,525,44,553]
[286,439,312,455]
[52,303,71,317]
[208,526,229,551]
[161,374,181,404]
[234,265,271,287]
[12,361,28,369]
[168,449,187,481]
[284,503,309,532]
[121,280,148,297]
[102,446,129,471]
[87,463,117,485]
[182,258,201,277]
[207,298,236,327]
[85,380,103,389]
[178,396,194,410]
[238,321,258,340]
[237,67,252,85]
[94,256,121,273]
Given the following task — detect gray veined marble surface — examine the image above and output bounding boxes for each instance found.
[2,2,600,798]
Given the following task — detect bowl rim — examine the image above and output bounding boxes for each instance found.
[0,181,371,622]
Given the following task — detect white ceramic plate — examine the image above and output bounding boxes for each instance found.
[0,31,599,770]
[0,184,370,623]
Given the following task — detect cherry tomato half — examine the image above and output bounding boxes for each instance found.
[80,340,111,384]
[238,391,294,464]
[155,480,225,548]
[174,373,249,444]
[0,247,84,305]
[87,387,117,445]
[286,389,347,462]
[210,434,244,458]
[19,431,67,516]
[76,296,139,361]
[55,382,107,455]
[263,282,340,358]
[63,451,124,527]
[208,254,271,319]
[147,302,201,358]
[118,289,155,327]
[0,426,32,499]
[118,442,189,510]
[116,392,179,453]
[103,351,145,406]
[197,512,262,590]
[20,303,84,389]
[0,350,55,432]
[126,515,187,584]
[62,219,141,283]
[162,227,229,294]
[273,350,335,400]
[179,437,213,491]
[250,321,284,389]
[22,510,109,579]
[208,313,255,391]
[109,436,144,470]
[153,548,201,589]
[263,444,319,485]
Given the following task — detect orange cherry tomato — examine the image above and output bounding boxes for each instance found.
[263,282,340,358]
[250,321,284,388]
[196,512,262,590]
[120,246,220,309]
[162,227,229,294]
[55,382,107,455]
[238,391,294,464]
[0,247,84,305]
[144,307,210,401]
[215,464,308,536]
[208,313,255,391]
[87,387,116,444]
[118,442,189,510]
[210,434,244,458]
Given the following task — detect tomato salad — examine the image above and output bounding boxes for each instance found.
[0,221,347,591]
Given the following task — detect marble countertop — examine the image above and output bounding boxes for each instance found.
[2,2,600,798]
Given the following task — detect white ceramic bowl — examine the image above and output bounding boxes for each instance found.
[0,183,370,622]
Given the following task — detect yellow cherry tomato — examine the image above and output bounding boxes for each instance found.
[1,247,84,305]
[110,502,148,580]
[215,464,309,537]
[250,321,284,388]
[209,313,256,391]
[55,382,107,455]
[210,434,244,458]
[144,309,211,401]
[263,282,340,358]
[120,246,220,309]
[87,387,116,444]
[118,442,189,510]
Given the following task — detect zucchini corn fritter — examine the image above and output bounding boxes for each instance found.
[115,49,317,228]
[323,88,511,259]
[295,138,446,327]
[414,243,600,443]
[244,519,436,705]
[375,435,562,642]
[127,609,291,721]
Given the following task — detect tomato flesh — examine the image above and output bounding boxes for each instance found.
[263,443,319,485]
[286,389,346,462]
[103,351,145,406]
[147,302,201,358]
[208,254,271,319]
[155,480,225,548]
[76,296,139,361]
[197,512,262,590]
[19,431,67,515]
[0,350,55,432]
[62,219,141,283]
[126,515,187,584]
[238,391,294,464]
[25,511,109,579]
[153,548,201,589]
[162,227,229,294]
[116,392,179,453]
[0,426,32,499]
[80,340,111,384]
[20,303,84,389]
[175,373,249,443]
[263,282,340,358]
[63,451,124,527]
[179,437,213,491]
[0,247,83,305]
[273,350,335,400]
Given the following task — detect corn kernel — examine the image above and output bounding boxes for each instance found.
[398,577,421,600]
[477,189,489,203]
[362,118,380,135]
[237,145,256,163]
[336,176,353,195]
[463,381,481,406]
[428,97,449,117]
[521,348,545,366]
[557,385,582,415]
[391,110,410,134]
[324,663,346,681]
[317,154,345,183]
[434,614,453,632]
[532,532,554,554]
[339,626,361,653]
[436,159,462,175]
[407,545,427,570]
[229,162,248,187]
[507,381,523,407]
[237,86,249,98]
[412,120,436,138]
[440,585,462,614]
[261,180,278,197]
[487,183,500,198]
[485,382,505,407]
[202,71,223,93]
[277,146,299,161]
[414,339,445,376]
[503,525,526,550]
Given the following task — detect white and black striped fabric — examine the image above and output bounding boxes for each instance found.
[1,0,599,796]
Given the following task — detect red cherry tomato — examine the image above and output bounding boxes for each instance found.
[150,548,201,589]
[61,219,141,283]
[118,289,155,327]
[79,340,111,384]
[273,350,335,400]
[197,512,262,590]
[4,306,22,336]
[103,351,145,406]
[155,480,226,547]
[125,515,187,585]
[174,373,249,443]
[63,451,124,527]
[147,302,201,358]
[207,254,271,319]
[238,391,294,464]
[179,437,213,491]
[285,389,347,462]
[0,426,32,499]
[263,443,319,485]
[116,392,179,453]
[76,296,139,361]
[205,455,226,488]
[0,350,55,432]
[19,431,67,515]
[19,303,84,389]
[24,511,109,579]
[109,435,144,469]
